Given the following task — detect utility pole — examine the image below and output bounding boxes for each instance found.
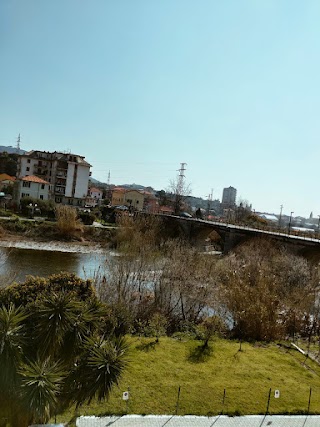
[16,134,21,152]
[279,204,283,229]
[106,170,111,202]
[174,163,187,215]
[207,188,213,218]
[177,163,187,195]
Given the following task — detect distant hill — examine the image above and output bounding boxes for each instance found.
[0,146,26,155]
[89,177,104,185]
[121,183,155,192]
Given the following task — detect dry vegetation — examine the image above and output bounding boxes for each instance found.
[96,216,320,347]
[55,205,84,239]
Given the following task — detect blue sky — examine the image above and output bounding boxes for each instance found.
[1,0,320,217]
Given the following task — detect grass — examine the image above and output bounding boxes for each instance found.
[55,336,320,424]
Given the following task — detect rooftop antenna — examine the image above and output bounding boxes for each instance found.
[107,170,111,188]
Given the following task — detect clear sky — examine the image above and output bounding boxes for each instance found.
[1,0,320,217]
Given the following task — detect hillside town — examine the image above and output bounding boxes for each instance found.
[0,146,318,233]
[0,145,313,229]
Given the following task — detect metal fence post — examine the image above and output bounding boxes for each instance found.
[175,385,181,415]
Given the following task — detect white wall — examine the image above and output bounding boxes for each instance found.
[65,163,75,197]
[17,181,50,201]
[74,164,90,198]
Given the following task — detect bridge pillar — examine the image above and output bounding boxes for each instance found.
[223,228,238,253]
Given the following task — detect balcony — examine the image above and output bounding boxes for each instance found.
[54,186,66,195]
[34,162,48,168]
[34,169,48,177]
[56,172,67,178]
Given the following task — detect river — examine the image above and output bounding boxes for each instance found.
[0,243,109,283]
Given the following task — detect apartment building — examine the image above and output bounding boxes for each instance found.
[111,187,145,211]
[17,150,91,206]
[221,186,237,209]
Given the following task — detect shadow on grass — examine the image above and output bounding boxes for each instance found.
[187,343,213,363]
[136,339,159,352]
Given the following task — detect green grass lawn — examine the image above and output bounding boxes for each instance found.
[56,336,320,424]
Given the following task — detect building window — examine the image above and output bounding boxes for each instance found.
[21,193,30,198]
[27,159,30,163]
[26,167,30,171]
[40,195,44,200]
[41,184,45,189]
[68,199,73,205]
[23,181,31,188]
[55,197,62,203]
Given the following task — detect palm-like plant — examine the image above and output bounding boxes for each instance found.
[0,304,28,376]
[0,279,129,426]
[69,335,129,407]
[0,305,29,425]
[19,358,66,425]
[35,292,82,359]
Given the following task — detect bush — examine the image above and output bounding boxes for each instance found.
[0,272,96,307]
[55,205,84,239]
[78,211,96,225]
[19,197,55,217]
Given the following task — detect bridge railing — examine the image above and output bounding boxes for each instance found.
[155,212,320,243]
[224,219,320,241]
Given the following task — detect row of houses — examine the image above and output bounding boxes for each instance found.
[0,149,170,213]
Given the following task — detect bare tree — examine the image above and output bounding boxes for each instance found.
[216,239,314,342]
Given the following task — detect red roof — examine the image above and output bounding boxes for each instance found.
[21,175,49,184]
[0,173,15,182]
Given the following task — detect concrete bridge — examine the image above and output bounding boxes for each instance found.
[157,214,320,258]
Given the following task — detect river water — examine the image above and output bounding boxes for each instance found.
[0,244,109,283]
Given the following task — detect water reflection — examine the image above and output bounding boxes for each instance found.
[0,247,107,283]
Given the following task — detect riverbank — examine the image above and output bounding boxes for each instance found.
[0,234,106,253]
[0,217,117,252]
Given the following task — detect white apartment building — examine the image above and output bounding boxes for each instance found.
[15,175,50,201]
[17,150,91,206]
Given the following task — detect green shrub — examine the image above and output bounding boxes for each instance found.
[0,273,96,307]
[78,211,96,225]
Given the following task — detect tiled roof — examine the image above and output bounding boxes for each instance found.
[21,175,49,184]
[0,173,15,182]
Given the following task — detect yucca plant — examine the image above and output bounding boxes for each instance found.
[0,277,129,426]
[69,335,129,407]
[19,358,66,425]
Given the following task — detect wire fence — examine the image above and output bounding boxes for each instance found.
[72,384,320,420]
